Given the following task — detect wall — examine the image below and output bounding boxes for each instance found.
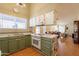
[2,3,79,34]
[0,3,30,33]
[0,3,30,19]
[30,3,57,18]
[29,3,79,35]
[55,3,79,35]
[29,3,57,33]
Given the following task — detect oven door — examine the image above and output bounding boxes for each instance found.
[32,39,41,49]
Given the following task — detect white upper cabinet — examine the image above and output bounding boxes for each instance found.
[39,15,45,25]
[45,11,54,25]
[29,11,54,27]
[36,17,40,25]
[30,17,36,27]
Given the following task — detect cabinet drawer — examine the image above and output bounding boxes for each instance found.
[41,37,51,42]
[41,44,51,49]
[41,46,51,56]
[41,42,51,48]
[42,39,51,44]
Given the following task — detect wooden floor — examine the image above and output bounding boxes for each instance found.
[10,36,79,56]
[10,47,43,56]
[58,36,79,56]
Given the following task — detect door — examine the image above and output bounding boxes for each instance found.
[41,37,51,56]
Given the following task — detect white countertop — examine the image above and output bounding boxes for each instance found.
[0,33,58,39]
[31,34,41,37]
[31,34,58,39]
[42,34,58,39]
[0,33,31,38]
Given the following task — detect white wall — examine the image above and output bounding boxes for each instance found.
[55,4,79,35]
[29,3,79,35]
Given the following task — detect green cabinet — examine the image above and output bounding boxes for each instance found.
[8,35,31,54]
[0,37,9,55]
[41,37,52,56]
[25,35,31,47]
[8,37,18,53]
[0,34,32,56]
[8,36,28,53]
[18,36,26,50]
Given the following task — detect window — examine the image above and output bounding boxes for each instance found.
[0,13,27,29]
[0,16,3,28]
[3,19,15,28]
[58,25,65,33]
[15,18,27,29]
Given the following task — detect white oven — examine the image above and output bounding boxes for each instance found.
[31,35,41,49]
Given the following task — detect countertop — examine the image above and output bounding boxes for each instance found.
[0,33,58,39]
[31,34,58,39]
[42,34,58,39]
[0,33,31,38]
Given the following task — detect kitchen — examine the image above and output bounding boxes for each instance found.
[0,3,79,56]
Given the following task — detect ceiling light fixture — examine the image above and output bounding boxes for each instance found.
[13,3,26,13]
[13,8,19,13]
[16,3,26,7]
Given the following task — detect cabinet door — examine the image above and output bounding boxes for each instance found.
[25,35,31,47]
[0,38,9,55]
[41,38,51,56]
[36,16,40,25]
[41,46,51,56]
[18,38,26,50]
[8,38,18,53]
[45,11,54,25]
[30,18,36,27]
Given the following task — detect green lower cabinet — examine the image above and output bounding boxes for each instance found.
[0,38,9,56]
[8,38,18,53]
[0,35,32,56]
[41,37,52,56]
[18,37,26,50]
[25,35,31,47]
[41,46,51,56]
[8,35,31,54]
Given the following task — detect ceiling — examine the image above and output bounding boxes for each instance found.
[0,3,79,19]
